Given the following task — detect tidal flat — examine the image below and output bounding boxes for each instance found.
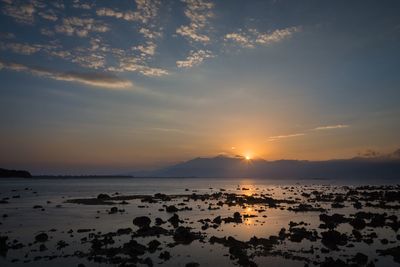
[0,178,399,267]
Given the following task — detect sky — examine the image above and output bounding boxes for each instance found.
[0,0,400,174]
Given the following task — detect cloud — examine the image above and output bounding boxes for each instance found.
[268,123,349,142]
[2,2,35,24]
[133,41,157,57]
[225,26,300,48]
[139,27,162,39]
[110,57,168,77]
[38,9,58,21]
[176,26,210,43]
[225,32,254,48]
[55,17,109,37]
[313,124,349,131]
[176,0,214,43]
[96,0,160,24]
[0,42,41,55]
[72,1,92,10]
[176,49,214,68]
[255,27,300,45]
[267,133,305,142]
[0,60,133,89]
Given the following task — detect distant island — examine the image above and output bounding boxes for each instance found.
[133,148,400,180]
[0,168,32,178]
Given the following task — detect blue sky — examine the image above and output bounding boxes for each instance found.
[1,0,400,174]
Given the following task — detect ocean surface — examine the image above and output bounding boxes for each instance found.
[0,177,399,267]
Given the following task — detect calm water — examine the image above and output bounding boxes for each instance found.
[0,177,399,267]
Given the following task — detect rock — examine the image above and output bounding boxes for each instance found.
[185,263,200,267]
[352,253,368,265]
[109,207,118,214]
[289,204,325,212]
[142,257,153,267]
[213,216,222,224]
[122,239,147,257]
[377,246,400,263]
[117,228,132,235]
[166,205,178,213]
[133,216,151,228]
[148,240,161,253]
[319,213,348,229]
[321,230,348,250]
[289,227,318,242]
[168,214,182,228]
[97,194,111,200]
[350,218,366,230]
[155,217,165,225]
[0,236,8,257]
[223,212,242,223]
[56,240,68,250]
[173,226,201,244]
[77,229,92,233]
[159,251,171,261]
[35,233,48,243]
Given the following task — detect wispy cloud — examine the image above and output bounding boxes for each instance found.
[225,26,300,48]
[176,0,214,43]
[0,60,133,89]
[313,124,349,131]
[2,2,35,24]
[110,59,168,77]
[225,32,254,48]
[267,133,305,142]
[268,123,349,142]
[0,41,41,55]
[176,49,214,68]
[96,0,160,24]
[55,17,109,37]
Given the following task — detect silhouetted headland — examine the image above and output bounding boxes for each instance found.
[0,168,31,178]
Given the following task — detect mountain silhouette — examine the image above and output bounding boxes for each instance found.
[137,150,400,179]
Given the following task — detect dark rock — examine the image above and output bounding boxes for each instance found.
[186,262,200,267]
[77,229,92,233]
[168,214,182,228]
[289,204,325,212]
[350,218,366,230]
[213,215,222,224]
[117,228,132,235]
[352,253,368,265]
[223,212,242,223]
[56,240,68,250]
[97,194,111,200]
[173,226,202,244]
[155,217,165,225]
[166,205,178,213]
[319,213,348,229]
[377,246,400,263]
[0,236,8,257]
[159,251,171,261]
[321,230,348,250]
[109,207,118,214]
[133,216,151,228]
[148,240,161,253]
[35,233,48,243]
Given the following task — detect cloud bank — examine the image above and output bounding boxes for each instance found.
[0,60,133,89]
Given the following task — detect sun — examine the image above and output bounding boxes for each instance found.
[245,155,251,160]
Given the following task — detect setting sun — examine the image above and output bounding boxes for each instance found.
[245,155,251,160]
